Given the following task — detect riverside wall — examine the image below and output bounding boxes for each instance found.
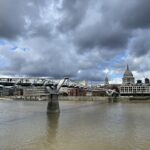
[59,96,131,102]
[1,95,146,103]
[0,96,109,101]
[59,96,108,101]
[59,96,110,102]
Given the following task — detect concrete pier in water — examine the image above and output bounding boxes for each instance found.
[47,94,60,113]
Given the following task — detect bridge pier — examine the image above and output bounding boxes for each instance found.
[47,94,60,113]
[108,96,118,103]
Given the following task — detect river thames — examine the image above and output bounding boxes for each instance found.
[0,100,150,150]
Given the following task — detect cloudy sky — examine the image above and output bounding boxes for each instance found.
[0,0,150,83]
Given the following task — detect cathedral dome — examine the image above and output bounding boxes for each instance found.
[123,64,133,77]
[122,64,135,85]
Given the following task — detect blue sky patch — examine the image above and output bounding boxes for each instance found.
[0,40,6,46]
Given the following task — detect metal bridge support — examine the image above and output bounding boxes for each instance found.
[108,95,118,103]
[47,94,60,113]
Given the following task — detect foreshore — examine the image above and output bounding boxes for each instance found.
[0,96,150,103]
[59,96,150,103]
[0,96,14,101]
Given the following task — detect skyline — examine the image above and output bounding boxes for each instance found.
[0,0,150,83]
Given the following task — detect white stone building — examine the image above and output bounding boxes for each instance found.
[120,65,150,96]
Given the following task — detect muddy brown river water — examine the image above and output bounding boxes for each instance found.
[0,100,150,150]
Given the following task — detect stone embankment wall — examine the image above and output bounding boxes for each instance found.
[59,96,131,102]
[0,95,131,102]
[59,96,109,102]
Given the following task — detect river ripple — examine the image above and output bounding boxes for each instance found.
[0,100,150,150]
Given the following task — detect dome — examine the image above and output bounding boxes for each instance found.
[122,64,135,85]
[123,70,133,77]
[123,64,133,77]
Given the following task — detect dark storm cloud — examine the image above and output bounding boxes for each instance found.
[101,0,150,29]
[59,0,150,53]
[0,0,150,81]
[74,22,130,51]
[0,0,26,39]
[57,0,90,32]
[0,0,50,39]
[57,0,131,52]
[129,29,150,57]
[118,0,150,28]
[29,23,52,38]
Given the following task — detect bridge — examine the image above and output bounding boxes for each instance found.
[0,77,70,113]
[0,77,119,113]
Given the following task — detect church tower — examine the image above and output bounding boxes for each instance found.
[104,74,109,85]
[122,64,135,85]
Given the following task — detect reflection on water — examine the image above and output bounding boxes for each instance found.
[46,114,60,149]
[0,101,150,150]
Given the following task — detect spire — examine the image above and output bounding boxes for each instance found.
[123,64,133,77]
[127,64,129,71]
[105,74,109,85]
[123,64,135,85]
